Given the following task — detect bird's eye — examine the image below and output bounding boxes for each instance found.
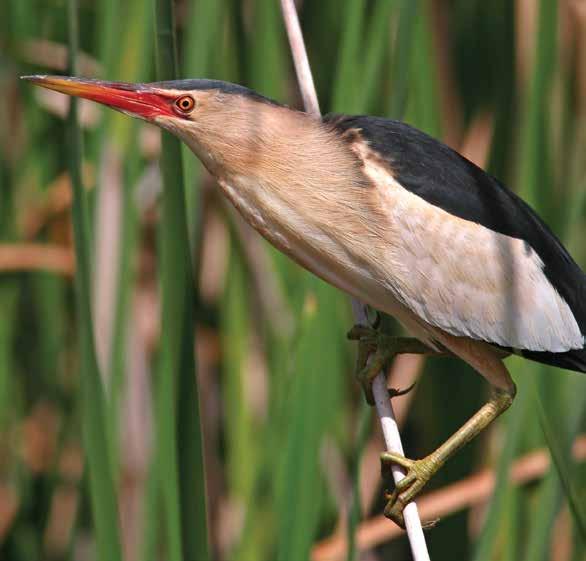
[174,95,196,114]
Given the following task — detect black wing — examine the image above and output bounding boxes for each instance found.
[325,114,586,372]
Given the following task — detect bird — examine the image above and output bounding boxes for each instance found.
[23,75,586,527]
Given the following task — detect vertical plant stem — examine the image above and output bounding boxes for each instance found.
[331,0,367,113]
[279,0,320,115]
[346,403,372,561]
[152,0,209,559]
[356,0,396,112]
[279,2,431,560]
[388,0,418,119]
[65,0,123,560]
[182,0,222,244]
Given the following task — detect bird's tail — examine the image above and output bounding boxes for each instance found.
[522,347,586,373]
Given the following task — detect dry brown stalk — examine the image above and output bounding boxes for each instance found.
[20,165,95,238]
[0,243,74,276]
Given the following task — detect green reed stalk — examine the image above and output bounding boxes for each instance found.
[152,0,209,559]
[65,0,123,559]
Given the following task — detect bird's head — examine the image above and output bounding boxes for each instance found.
[22,74,364,224]
[21,75,323,179]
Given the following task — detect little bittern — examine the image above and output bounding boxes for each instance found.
[24,76,586,528]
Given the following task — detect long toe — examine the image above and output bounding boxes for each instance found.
[380,452,415,471]
[381,454,439,527]
[347,324,378,342]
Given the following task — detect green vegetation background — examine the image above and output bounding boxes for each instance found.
[1,0,585,560]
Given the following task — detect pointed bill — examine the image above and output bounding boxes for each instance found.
[21,75,173,119]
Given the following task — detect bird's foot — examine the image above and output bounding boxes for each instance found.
[380,387,516,529]
[381,452,442,529]
[347,325,427,404]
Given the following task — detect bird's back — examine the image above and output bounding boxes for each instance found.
[324,114,586,372]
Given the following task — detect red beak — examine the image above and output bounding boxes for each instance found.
[22,75,173,119]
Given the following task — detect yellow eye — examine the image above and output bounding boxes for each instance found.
[174,95,195,114]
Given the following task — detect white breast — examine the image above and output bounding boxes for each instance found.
[217,174,411,320]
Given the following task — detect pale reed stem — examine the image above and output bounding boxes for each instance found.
[279,2,431,560]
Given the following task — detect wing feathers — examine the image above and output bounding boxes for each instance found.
[328,116,586,354]
[325,114,586,339]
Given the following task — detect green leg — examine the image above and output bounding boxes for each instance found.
[381,385,516,528]
[347,324,442,405]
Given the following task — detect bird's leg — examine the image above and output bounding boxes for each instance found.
[381,384,516,528]
[347,325,441,404]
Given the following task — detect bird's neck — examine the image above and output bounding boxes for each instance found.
[182,103,368,281]
[219,109,364,233]
[187,102,363,192]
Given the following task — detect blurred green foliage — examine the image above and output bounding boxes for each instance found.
[1,0,585,560]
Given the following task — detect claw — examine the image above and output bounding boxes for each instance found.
[422,518,440,530]
[388,381,417,399]
[370,310,381,329]
[384,497,406,529]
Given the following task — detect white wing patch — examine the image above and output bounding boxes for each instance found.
[360,150,584,353]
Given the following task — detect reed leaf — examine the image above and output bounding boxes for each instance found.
[152,0,209,559]
[65,0,123,559]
